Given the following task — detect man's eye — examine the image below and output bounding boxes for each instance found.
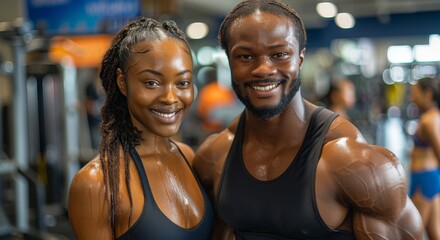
[239,55,253,60]
[274,52,287,58]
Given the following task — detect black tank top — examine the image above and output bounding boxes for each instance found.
[217,108,355,240]
[116,143,214,240]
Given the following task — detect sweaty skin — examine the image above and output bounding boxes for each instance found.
[68,38,206,239]
[193,11,423,240]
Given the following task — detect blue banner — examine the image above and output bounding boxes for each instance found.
[26,0,141,35]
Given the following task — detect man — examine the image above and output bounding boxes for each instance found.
[193,0,423,239]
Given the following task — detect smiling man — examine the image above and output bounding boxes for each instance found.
[193,0,423,239]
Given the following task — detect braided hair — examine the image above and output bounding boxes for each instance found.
[218,0,307,55]
[98,17,189,238]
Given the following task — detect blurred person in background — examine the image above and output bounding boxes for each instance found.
[409,76,440,239]
[85,69,105,149]
[68,17,214,239]
[197,66,238,134]
[193,0,423,239]
[326,78,356,120]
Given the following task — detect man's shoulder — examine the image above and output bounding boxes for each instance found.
[325,115,366,143]
[323,137,399,170]
[196,128,235,160]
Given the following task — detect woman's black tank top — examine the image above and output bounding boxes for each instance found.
[217,107,355,239]
[116,144,214,240]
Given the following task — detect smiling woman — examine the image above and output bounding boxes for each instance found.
[67,17,214,240]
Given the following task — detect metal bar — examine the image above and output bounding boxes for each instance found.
[11,36,29,232]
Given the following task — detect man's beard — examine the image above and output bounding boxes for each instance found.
[232,77,301,120]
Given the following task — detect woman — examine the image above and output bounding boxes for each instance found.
[68,17,214,239]
[409,76,440,239]
[326,78,356,120]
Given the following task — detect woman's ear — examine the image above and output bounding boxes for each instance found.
[117,68,127,96]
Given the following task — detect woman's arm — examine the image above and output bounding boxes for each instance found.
[68,159,112,239]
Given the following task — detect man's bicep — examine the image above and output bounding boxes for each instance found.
[193,132,225,186]
[332,144,423,239]
[193,152,215,190]
[352,196,423,239]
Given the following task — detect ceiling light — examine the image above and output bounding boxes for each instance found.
[316,2,338,18]
[335,12,355,29]
[186,22,209,40]
[414,44,440,62]
[387,45,413,64]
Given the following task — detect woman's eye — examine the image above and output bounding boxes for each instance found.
[144,81,159,87]
[178,80,191,87]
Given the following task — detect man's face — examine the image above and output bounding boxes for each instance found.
[227,12,304,120]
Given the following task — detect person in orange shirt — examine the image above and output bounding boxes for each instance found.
[196,66,238,133]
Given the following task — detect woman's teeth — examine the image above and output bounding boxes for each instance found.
[152,110,177,118]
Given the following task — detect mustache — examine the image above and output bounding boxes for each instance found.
[244,78,286,87]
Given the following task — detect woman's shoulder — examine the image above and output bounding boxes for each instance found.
[69,156,106,197]
[68,155,112,239]
[173,140,196,164]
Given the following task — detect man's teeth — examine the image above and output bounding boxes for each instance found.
[252,83,278,91]
[153,110,177,118]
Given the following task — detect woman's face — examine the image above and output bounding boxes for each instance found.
[118,38,194,138]
[410,83,426,110]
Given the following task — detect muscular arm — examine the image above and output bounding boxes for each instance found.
[68,159,112,240]
[193,119,239,240]
[193,116,238,198]
[328,140,423,239]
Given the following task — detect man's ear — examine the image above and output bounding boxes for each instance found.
[299,48,306,67]
[117,68,127,96]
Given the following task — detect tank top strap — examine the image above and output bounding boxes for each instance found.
[216,111,245,207]
[129,146,157,210]
[170,140,211,201]
[291,107,338,175]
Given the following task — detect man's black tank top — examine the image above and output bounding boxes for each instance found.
[217,107,355,240]
[116,143,214,240]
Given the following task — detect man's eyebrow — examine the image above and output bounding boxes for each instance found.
[234,44,288,51]
[269,44,287,49]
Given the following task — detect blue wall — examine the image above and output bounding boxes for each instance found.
[307,10,440,48]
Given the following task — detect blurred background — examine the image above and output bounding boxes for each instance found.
[0,0,439,239]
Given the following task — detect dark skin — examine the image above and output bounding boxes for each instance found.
[193,12,423,240]
[68,38,205,239]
